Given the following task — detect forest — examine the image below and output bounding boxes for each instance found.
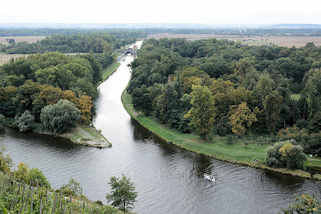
[0,31,142,135]
[0,32,139,54]
[128,38,321,158]
[0,52,105,134]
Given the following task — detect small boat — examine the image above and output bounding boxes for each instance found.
[204,174,216,182]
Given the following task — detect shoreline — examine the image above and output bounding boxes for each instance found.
[100,60,121,84]
[34,125,112,148]
[121,90,321,181]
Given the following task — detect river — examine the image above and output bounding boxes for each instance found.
[1,41,321,214]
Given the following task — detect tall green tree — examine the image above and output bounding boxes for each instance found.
[106,175,137,213]
[304,68,321,118]
[185,85,215,139]
[263,91,283,132]
[229,102,258,136]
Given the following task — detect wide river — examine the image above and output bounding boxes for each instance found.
[1,41,321,214]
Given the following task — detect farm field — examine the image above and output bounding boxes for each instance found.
[148,33,321,47]
[0,36,45,45]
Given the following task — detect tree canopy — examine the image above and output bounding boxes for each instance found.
[127,38,321,156]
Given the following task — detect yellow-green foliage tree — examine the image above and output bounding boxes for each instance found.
[14,162,51,188]
[266,141,306,169]
[77,95,93,124]
[229,102,258,136]
[62,90,78,105]
[185,85,215,139]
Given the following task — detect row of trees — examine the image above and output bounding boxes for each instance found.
[128,38,321,156]
[0,32,138,54]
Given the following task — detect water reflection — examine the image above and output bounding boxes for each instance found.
[192,155,214,178]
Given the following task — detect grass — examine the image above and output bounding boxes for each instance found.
[59,125,111,148]
[33,124,111,148]
[122,91,268,162]
[101,61,121,82]
[122,90,321,179]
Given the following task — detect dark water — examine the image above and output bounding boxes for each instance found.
[1,42,321,214]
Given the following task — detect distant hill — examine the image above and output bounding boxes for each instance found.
[269,24,321,29]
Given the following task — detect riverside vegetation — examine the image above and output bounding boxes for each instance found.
[0,32,136,147]
[124,38,321,177]
[0,148,137,214]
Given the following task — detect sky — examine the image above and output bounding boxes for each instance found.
[1,0,321,25]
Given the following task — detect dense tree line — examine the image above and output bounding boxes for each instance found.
[128,38,321,156]
[0,33,138,54]
[0,52,109,134]
[2,27,321,37]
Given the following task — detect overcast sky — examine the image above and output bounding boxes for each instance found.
[1,0,320,25]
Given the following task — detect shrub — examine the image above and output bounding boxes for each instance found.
[278,126,321,156]
[58,178,83,197]
[40,99,80,134]
[28,168,51,188]
[14,110,34,132]
[281,194,321,214]
[0,148,12,174]
[13,163,51,188]
[266,141,307,169]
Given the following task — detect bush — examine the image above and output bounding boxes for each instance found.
[281,194,321,213]
[58,178,83,197]
[278,126,321,156]
[13,163,51,188]
[14,110,34,132]
[266,141,307,169]
[40,99,80,134]
[0,148,12,174]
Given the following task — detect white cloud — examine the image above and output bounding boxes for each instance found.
[0,0,321,24]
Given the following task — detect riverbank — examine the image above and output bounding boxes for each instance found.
[33,125,112,148]
[101,61,121,82]
[122,90,321,180]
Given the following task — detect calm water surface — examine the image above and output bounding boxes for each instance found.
[1,42,321,214]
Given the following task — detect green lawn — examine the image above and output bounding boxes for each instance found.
[122,91,321,179]
[60,125,111,148]
[101,61,121,82]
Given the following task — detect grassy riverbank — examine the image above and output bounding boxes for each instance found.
[122,90,321,180]
[101,61,121,82]
[59,125,111,148]
[33,125,111,148]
